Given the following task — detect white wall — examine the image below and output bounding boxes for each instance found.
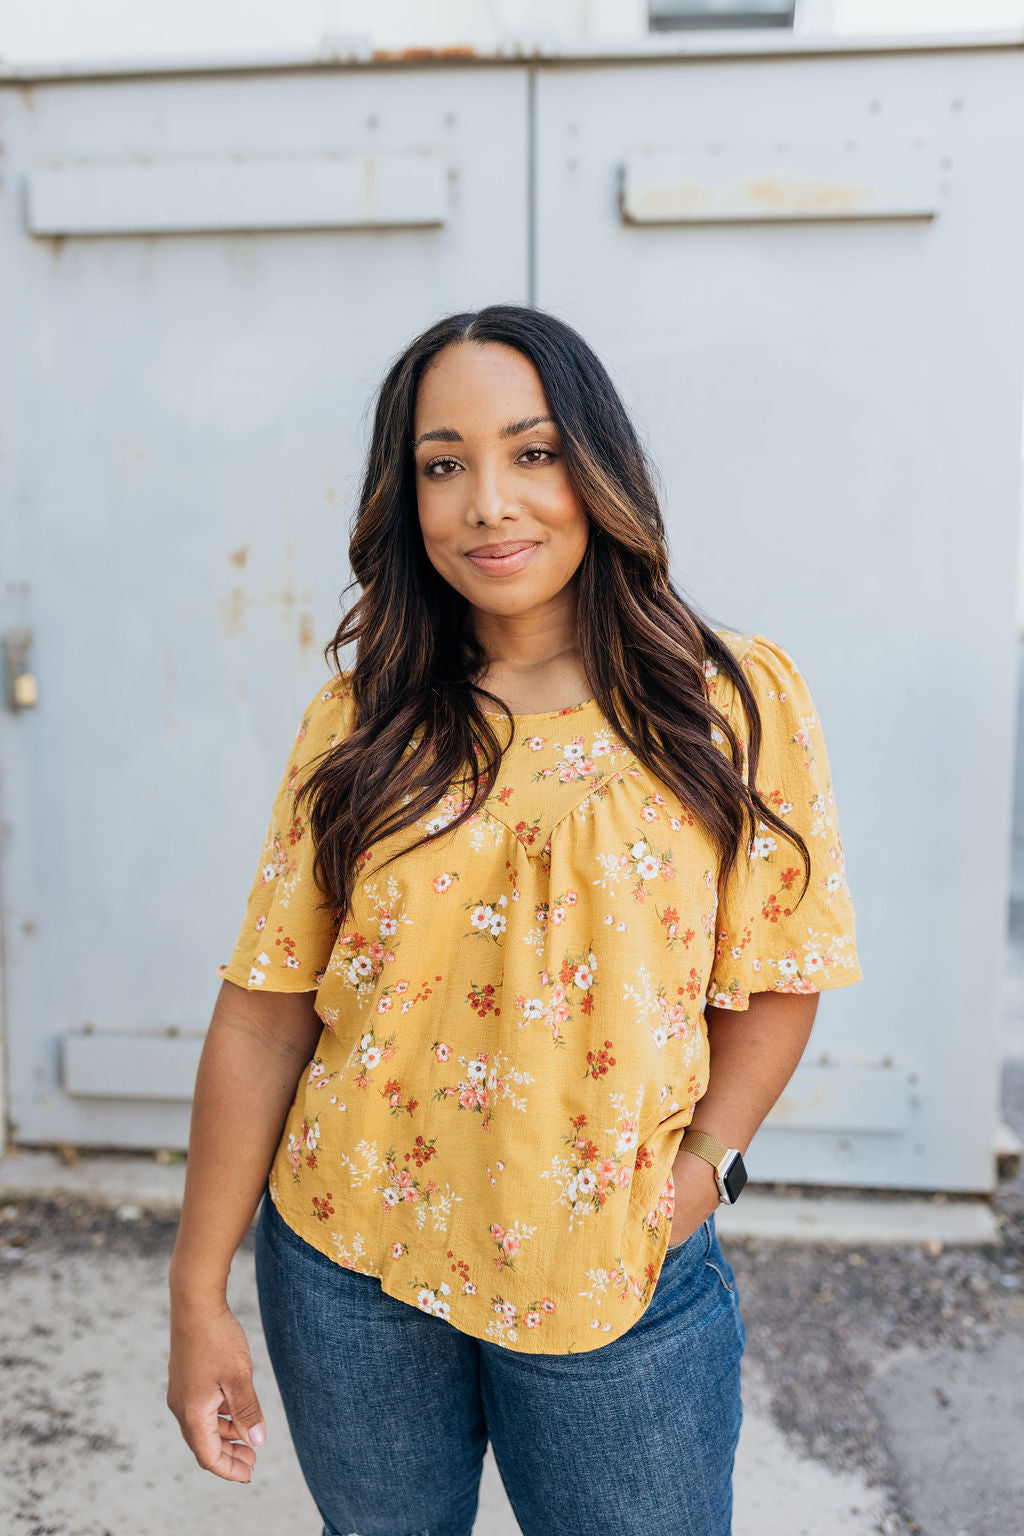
[1,0,1022,69]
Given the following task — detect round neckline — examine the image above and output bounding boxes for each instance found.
[479,696,598,721]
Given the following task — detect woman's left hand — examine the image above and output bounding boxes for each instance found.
[667,1144,722,1247]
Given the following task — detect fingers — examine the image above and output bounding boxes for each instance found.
[219,1377,267,1451]
[182,1405,256,1483]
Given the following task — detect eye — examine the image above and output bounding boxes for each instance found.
[518,446,557,465]
[422,455,462,479]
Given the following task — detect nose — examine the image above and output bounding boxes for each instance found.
[468,456,517,527]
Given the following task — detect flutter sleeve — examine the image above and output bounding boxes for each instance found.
[217,672,355,993]
[705,634,862,1010]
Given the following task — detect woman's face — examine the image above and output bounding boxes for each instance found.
[412,341,590,626]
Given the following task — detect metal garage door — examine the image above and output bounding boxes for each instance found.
[534,41,1024,1190]
[0,61,529,1148]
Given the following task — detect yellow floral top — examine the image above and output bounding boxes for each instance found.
[218,630,861,1354]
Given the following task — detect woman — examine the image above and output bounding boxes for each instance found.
[167,304,861,1536]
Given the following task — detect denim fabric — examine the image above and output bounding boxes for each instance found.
[254,1191,745,1536]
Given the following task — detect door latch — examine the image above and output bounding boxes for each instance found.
[4,628,37,710]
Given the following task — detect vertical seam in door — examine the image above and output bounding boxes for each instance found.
[527,63,537,305]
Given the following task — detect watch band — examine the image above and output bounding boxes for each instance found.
[680,1129,730,1166]
[680,1128,748,1205]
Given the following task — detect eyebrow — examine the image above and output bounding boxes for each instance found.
[411,414,556,450]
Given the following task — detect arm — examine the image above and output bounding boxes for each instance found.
[667,990,819,1244]
[166,978,323,1482]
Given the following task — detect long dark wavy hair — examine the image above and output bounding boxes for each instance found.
[298,304,809,921]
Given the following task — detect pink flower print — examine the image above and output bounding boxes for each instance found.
[527,735,546,751]
[573,964,593,990]
[617,1119,639,1153]
[616,1166,632,1188]
[550,906,567,926]
[541,1297,555,1314]
[255,914,266,932]
[525,1311,542,1328]
[564,889,579,907]
[489,1222,506,1243]
[435,1042,451,1062]
[557,763,578,784]
[391,1241,404,1261]
[549,986,571,1025]
[433,872,455,893]
[459,1086,478,1110]
[501,1231,521,1258]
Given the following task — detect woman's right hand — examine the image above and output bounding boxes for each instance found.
[167,1299,267,1482]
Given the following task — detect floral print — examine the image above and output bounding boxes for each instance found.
[218,631,861,1353]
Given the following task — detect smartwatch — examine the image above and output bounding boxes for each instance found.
[679,1128,748,1205]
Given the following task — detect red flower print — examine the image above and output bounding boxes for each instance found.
[312,1193,334,1223]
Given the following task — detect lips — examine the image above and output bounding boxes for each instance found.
[466,541,537,557]
[465,542,540,576]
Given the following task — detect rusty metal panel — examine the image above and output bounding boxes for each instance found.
[0,63,528,1150]
[536,47,1024,1191]
[621,141,942,223]
[27,150,448,235]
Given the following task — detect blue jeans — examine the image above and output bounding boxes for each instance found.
[254,1191,745,1536]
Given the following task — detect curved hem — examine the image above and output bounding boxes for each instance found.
[267,1188,676,1358]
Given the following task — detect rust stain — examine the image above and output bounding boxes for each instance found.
[298,612,315,650]
[227,542,250,569]
[218,581,301,640]
[371,45,479,61]
[220,586,247,639]
[630,176,875,222]
[743,176,869,213]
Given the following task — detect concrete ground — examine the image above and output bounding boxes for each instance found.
[4,667,1024,1535]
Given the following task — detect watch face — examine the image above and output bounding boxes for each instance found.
[721,1152,748,1204]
